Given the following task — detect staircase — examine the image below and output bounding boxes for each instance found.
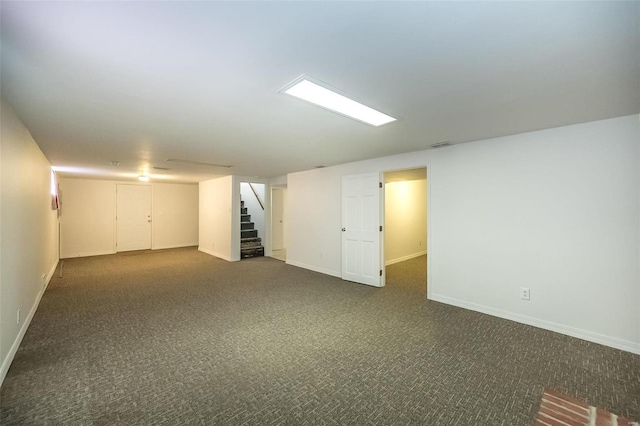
[240,199,264,258]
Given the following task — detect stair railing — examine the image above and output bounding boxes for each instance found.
[248,183,264,210]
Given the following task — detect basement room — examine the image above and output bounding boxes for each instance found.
[1,1,638,424]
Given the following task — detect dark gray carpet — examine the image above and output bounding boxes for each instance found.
[1,248,638,425]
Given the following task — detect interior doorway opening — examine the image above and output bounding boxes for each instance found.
[383,167,428,296]
[240,182,265,259]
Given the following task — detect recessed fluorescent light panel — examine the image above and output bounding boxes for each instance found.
[280,76,396,127]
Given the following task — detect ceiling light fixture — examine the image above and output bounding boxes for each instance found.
[280,76,396,127]
[138,175,150,182]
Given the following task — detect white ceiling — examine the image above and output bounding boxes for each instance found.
[384,168,426,183]
[1,1,638,183]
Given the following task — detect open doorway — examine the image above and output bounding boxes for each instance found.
[270,186,287,261]
[383,168,428,296]
[240,182,265,259]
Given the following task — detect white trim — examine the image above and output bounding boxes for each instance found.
[286,259,341,278]
[60,249,116,259]
[385,250,427,266]
[430,294,640,355]
[198,246,233,262]
[1,260,59,387]
[44,260,58,291]
[425,164,432,302]
[151,243,198,251]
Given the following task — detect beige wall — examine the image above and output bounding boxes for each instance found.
[199,176,234,261]
[59,178,115,257]
[58,178,198,258]
[152,183,199,250]
[1,101,59,384]
[385,179,427,265]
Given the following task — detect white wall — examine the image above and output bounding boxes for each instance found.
[385,179,427,265]
[58,178,198,258]
[240,182,265,245]
[1,101,59,385]
[152,183,199,250]
[287,115,640,354]
[59,178,116,257]
[199,176,234,261]
[271,187,288,251]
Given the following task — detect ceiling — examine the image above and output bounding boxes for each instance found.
[384,168,426,183]
[1,1,638,183]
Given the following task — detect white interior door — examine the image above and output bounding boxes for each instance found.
[341,172,383,287]
[116,184,152,252]
[271,188,285,250]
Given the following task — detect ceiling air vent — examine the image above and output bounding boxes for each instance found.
[430,141,453,149]
[165,159,232,168]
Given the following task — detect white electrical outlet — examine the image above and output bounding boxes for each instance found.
[521,287,530,301]
[17,310,20,324]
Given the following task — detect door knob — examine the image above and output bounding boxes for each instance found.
[342,228,346,231]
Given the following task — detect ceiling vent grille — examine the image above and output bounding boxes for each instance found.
[165,159,232,168]
[430,141,453,149]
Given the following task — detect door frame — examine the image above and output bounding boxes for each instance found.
[270,185,287,252]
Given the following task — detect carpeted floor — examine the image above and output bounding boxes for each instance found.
[1,247,638,425]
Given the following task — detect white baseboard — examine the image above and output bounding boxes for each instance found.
[430,294,640,355]
[152,243,198,251]
[61,249,116,259]
[44,260,58,291]
[385,251,427,266]
[1,260,59,387]
[286,260,341,278]
[198,246,232,262]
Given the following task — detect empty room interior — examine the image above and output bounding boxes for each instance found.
[1,2,639,424]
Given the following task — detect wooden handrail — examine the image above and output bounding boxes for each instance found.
[248,183,264,210]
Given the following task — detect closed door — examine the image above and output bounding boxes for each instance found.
[272,188,285,250]
[116,184,151,252]
[341,172,383,287]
